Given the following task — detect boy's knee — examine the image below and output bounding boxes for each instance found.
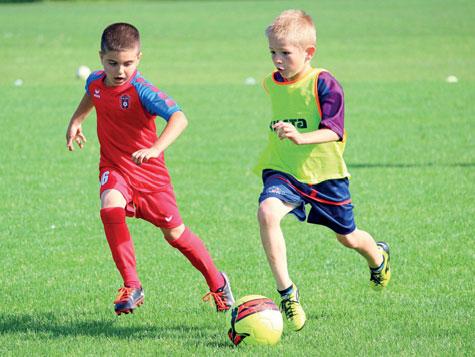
[257,202,280,227]
[336,231,359,249]
[162,224,186,242]
[101,189,126,208]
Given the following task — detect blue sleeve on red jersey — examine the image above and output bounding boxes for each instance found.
[131,73,181,121]
[85,70,105,96]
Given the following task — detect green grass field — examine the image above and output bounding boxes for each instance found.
[1,0,474,355]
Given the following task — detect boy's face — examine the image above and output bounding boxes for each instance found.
[268,35,315,81]
[100,46,142,87]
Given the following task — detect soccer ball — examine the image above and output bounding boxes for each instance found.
[228,295,283,346]
[76,65,91,81]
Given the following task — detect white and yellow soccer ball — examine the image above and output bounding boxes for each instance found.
[228,295,283,346]
[76,65,91,81]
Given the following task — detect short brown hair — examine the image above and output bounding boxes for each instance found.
[100,23,140,52]
[265,10,316,49]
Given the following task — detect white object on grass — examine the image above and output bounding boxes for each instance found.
[244,77,257,86]
[446,75,458,83]
[76,65,91,80]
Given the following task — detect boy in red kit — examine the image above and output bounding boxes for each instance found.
[65,23,234,315]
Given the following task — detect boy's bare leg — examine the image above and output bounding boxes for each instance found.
[258,197,297,290]
[101,188,127,208]
[336,229,383,268]
[337,229,391,289]
[258,197,306,331]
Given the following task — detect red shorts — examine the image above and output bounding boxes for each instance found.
[99,168,183,229]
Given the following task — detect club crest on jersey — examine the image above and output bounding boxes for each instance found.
[120,95,130,109]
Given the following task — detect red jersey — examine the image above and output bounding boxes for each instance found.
[85,70,181,192]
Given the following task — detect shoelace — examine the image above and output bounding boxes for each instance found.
[280,299,298,319]
[202,291,228,311]
[370,255,386,285]
[114,287,134,304]
[370,271,383,285]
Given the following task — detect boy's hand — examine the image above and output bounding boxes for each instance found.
[132,147,161,165]
[272,121,302,144]
[66,123,87,151]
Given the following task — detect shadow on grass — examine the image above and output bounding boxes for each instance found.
[0,0,41,3]
[0,311,233,348]
[349,162,474,169]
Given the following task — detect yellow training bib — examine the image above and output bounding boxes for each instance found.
[254,68,350,184]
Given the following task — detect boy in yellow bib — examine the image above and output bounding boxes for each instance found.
[254,10,391,331]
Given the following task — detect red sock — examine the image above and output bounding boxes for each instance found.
[168,227,224,291]
[100,207,141,289]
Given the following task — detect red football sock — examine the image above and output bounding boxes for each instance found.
[168,227,224,291]
[100,207,141,289]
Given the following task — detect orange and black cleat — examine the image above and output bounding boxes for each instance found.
[202,272,235,312]
[114,286,144,315]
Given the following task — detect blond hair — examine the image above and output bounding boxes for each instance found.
[265,9,316,49]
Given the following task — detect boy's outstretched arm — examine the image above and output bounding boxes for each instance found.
[131,111,188,165]
[66,93,94,151]
[273,121,339,145]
